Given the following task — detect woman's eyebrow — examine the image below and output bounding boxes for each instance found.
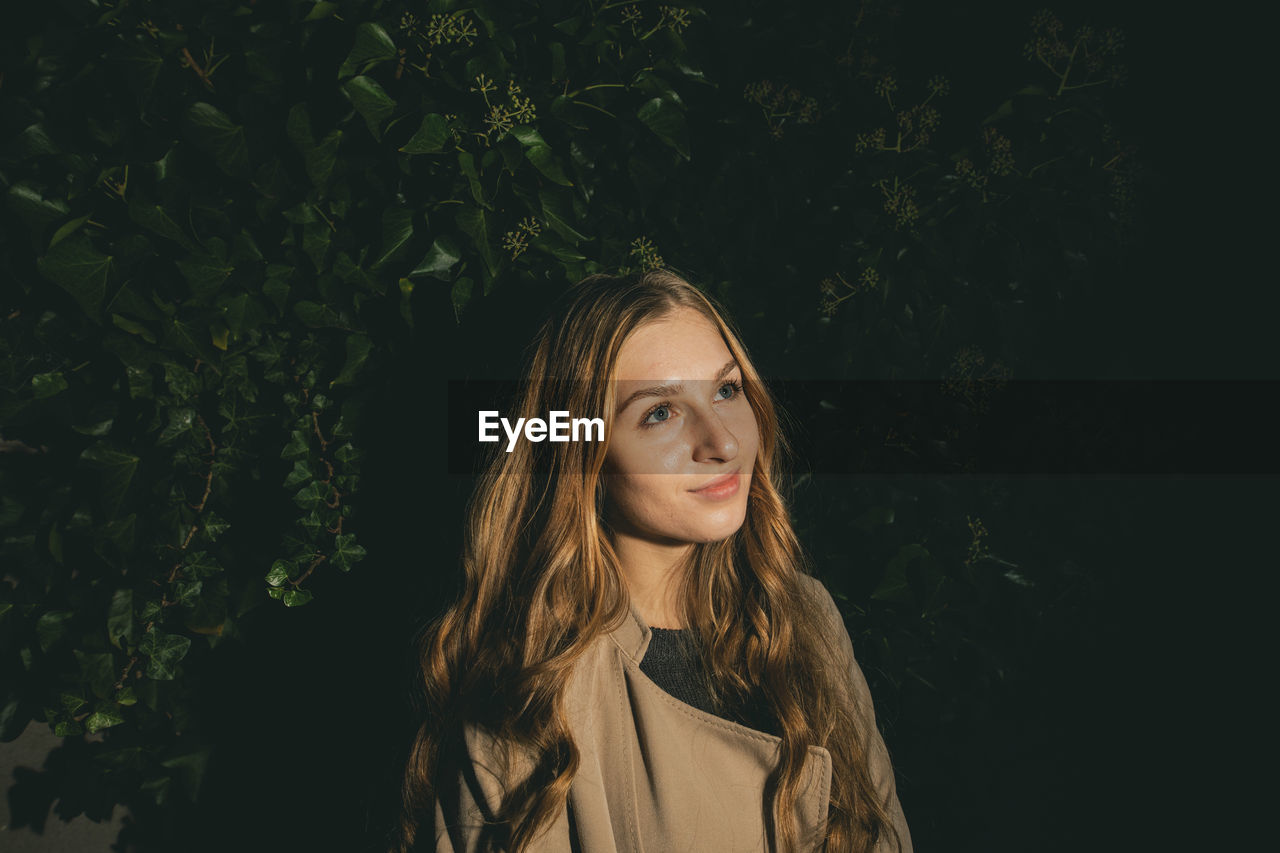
[616,359,739,413]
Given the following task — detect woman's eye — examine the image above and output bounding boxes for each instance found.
[644,404,671,425]
[717,380,742,400]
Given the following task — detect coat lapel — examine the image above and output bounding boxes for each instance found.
[556,596,833,852]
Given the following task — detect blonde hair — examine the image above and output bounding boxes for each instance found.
[397,269,899,852]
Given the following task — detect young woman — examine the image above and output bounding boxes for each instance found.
[397,270,911,852]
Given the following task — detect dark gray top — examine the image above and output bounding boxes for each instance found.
[639,626,716,714]
[639,626,779,735]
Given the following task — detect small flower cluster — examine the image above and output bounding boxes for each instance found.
[964,514,991,568]
[630,236,664,271]
[854,127,886,154]
[941,345,1011,415]
[443,112,462,144]
[743,80,819,139]
[896,104,940,143]
[658,5,692,34]
[472,76,537,142]
[502,217,543,260]
[398,11,477,77]
[621,4,693,38]
[818,268,879,316]
[1023,8,1125,93]
[955,157,989,192]
[982,127,1015,176]
[424,11,478,47]
[878,177,919,230]
[873,74,899,104]
[855,75,947,154]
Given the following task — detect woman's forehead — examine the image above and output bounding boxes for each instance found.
[613,310,731,380]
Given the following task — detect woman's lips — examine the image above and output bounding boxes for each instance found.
[690,470,740,500]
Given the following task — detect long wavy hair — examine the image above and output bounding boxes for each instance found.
[396,269,900,853]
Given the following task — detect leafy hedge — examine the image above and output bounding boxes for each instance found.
[0,0,1139,847]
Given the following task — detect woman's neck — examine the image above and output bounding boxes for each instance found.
[611,532,692,629]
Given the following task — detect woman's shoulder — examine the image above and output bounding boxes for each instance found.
[796,572,843,629]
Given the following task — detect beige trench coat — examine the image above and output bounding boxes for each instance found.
[432,574,912,852]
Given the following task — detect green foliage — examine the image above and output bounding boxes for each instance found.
[0,0,1139,845]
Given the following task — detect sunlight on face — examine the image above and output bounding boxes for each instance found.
[602,307,760,545]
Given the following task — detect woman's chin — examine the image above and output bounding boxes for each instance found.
[684,510,748,543]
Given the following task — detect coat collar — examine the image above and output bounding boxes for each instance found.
[606,595,653,664]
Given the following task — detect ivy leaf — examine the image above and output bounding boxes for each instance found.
[331,533,366,572]
[331,333,373,388]
[510,126,572,185]
[456,206,498,281]
[183,551,223,578]
[303,0,340,20]
[72,401,117,437]
[400,114,449,154]
[457,152,487,207]
[75,650,117,698]
[280,428,310,460]
[86,704,126,734]
[162,747,212,802]
[185,575,228,636]
[370,206,415,270]
[334,443,363,465]
[6,184,70,234]
[107,588,134,649]
[173,580,203,608]
[283,460,313,489]
[115,38,164,96]
[524,143,572,186]
[265,560,292,587]
[218,292,270,337]
[410,236,462,281]
[341,76,396,142]
[176,252,234,302]
[637,96,690,160]
[297,511,325,535]
[36,233,113,318]
[162,317,219,363]
[451,277,473,324]
[37,610,75,653]
[128,201,195,251]
[1,694,27,741]
[80,442,140,518]
[286,104,341,189]
[283,588,313,607]
[338,22,398,79]
[293,300,346,328]
[157,407,196,445]
[184,102,250,179]
[61,692,88,715]
[49,214,91,248]
[200,507,231,535]
[302,220,333,273]
[539,188,589,245]
[139,630,192,681]
[32,371,69,399]
[293,480,330,510]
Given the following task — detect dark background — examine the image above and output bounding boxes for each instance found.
[3,1,1272,851]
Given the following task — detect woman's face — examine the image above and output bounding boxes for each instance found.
[602,307,760,545]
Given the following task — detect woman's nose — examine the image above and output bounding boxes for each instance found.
[690,407,739,463]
